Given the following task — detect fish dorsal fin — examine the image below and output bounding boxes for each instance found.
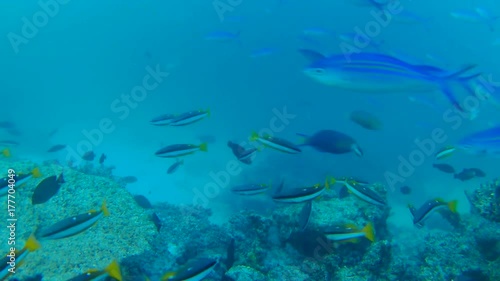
[298,49,326,62]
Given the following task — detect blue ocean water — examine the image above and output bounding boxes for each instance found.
[1,0,500,280]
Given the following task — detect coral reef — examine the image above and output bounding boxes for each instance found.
[0,160,155,280]
[1,159,498,280]
[465,178,500,222]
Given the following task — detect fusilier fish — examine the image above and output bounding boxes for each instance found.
[299,49,480,112]
[150,114,178,126]
[162,258,218,281]
[323,222,375,243]
[37,201,110,240]
[170,109,210,126]
[250,132,301,154]
[155,143,208,158]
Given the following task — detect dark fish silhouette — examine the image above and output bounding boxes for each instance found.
[286,230,330,258]
[167,159,184,174]
[432,163,455,174]
[227,141,256,165]
[454,168,486,181]
[47,144,66,152]
[122,176,138,184]
[32,173,65,204]
[151,213,162,232]
[297,130,363,157]
[82,151,95,161]
[99,153,107,164]
[400,186,411,195]
[134,195,152,209]
[0,121,15,129]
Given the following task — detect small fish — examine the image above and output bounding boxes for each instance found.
[231,184,270,195]
[161,258,218,281]
[227,141,257,165]
[150,114,178,126]
[250,47,277,58]
[334,179,386,206]
[169,109,210,126]
[66,260,122,281]
[48,128,58,137]
[47,144,66,152]
[0,167,42,197]
[0,234,41,280]
[167,159,184,174]
[31,173,65,204]
[349,110,383,130]
[400,185,411,195]
[155,143,208,158]
[121,176,138,184]
[82,151,96,161]
[0,121,16,129]
[273,183,328,203]
[297,130,363,157]
[298,200,312,231]
[250,132,301,154]
[37,201,109,239]
[408,198,458,227]
[99,153,106,164]
[323,222,375,243]
[432,163,456,174]
[454,168,486,181]
[0,140,19,147]
[151,213,162,232]
[134,195,152,209]
[435,146,456,159]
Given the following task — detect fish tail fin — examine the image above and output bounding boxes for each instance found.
[447,200,458,213]
[296,133,309,145]
[102,200,110,216]
[361,222,375,242]
[161,272,177,281]
[31,167,42,178]
[250,131,259,141]
[24,233,41,252]
[2,148,11,158]
[206,108,211,117]
[199,143,208,152]
[105,260,123,281]
[327,176,336,185]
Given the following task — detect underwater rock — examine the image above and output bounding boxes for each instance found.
[0,161,156,280]
[225,265,266,281]
[465,178,500,222]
